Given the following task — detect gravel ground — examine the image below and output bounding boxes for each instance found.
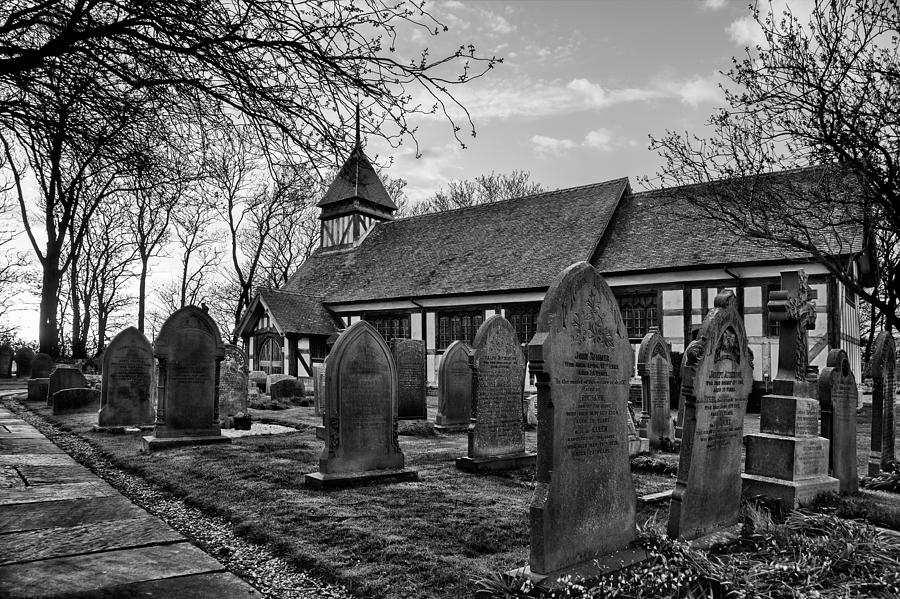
[2,395,354,599]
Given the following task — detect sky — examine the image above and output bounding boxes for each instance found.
[5,0,810,343]
[367,0,784,204]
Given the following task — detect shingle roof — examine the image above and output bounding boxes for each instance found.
[317,143,396,211]
[259,289,341,335]
[284,177,630,302]
[592,166,865,274]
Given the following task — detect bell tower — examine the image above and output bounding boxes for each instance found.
[318,106,397,250]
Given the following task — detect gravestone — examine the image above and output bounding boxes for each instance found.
[15,347,34,378]
[249,370,267,393]
[675,328,703,441]
[31,353,54,379]
[0,344,14,377]
[391,338,427,420]
[626,404,647,455]
[456,315,534,472]
[52,388,101,414]
[219,344,249,427]
[313,363,326,417]
[818,349,859,493]
[26,378,49,402]
[270,377,302,402]
[304,320,417,489]
[668,290,753,541]
[48,366,88,406]
[435,341,473,432]
[742,270,838,509]
[266,373,293,394]
[868,331,896,476]
[98,327,155,428]
[142,305,230,451]
[523,262,640,581]
[638,329,674,448]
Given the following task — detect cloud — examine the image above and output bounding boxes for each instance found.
[667,75,724,107]
[727,15,765,46]
[531,135,577,156]
[702,0,727,9]
[481,9,515,35]
[726,1,815,47]
[584,128,614,151]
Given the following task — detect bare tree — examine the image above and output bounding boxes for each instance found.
[170,195,223,310]
[258,177,321,289]
[649,0,899,332]
[0,170,28,338]
[404,171,547,216]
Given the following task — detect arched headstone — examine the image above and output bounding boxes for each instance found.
[15,347,34,378]
[526,262,638,578]
[668,290,752,540]
[818,349,859,493]
[0,344,13,377]
[31,353,55,379]
[435,341,473,431]
[304,320,417,489]
[219,344,249,426]
[869,331,896,476]
[98,327,155,427]
[142,306,230,451]
[391,338,427,420]
[638,329,673,447]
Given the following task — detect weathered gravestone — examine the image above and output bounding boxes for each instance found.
[31,353,55,379]
[266,373,293,394]
[15,347,34,378]
[818,349,859,493]
[26,378,49,402]
[304,320,417,489]
[868,331,896,476]
[0,344,12,377]
[456,315,535,472]
[52,388,101,414]
[98,327,155,428]
[142,305,230,451]
[248,370,267,393]
[391,338,427,420]
[742,270,838,508]
[435,341,473,432]
[48,366,88,406]
[668,290,752,541]
[313,363,326,417]
[270,377,303,402]
[522,262,640,582]
[638,329,674,448]
[219,344,249,428]
[675,329,703,441]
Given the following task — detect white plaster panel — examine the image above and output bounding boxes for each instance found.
[744,286,762,307]
[691,289,702,308]
[411,312,423,340]
[298,337,309,351]
[425,312,436,351]
[707,288,718,308]
[662,290,682,310]
[427,354,436,385]
[745,314,763,338]
[485,309,497,319]
[691,314,702,325]
[670,342,684,353]
[663,315,682,341]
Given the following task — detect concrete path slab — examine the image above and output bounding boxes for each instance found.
[0,405,259,598]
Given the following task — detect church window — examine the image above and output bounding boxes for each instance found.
[437,310,484,349]
[366,314,411,342]
[617,293,658,339]
[507,303,541,345]
[257,336,283,375]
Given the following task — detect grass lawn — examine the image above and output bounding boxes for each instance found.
[18,394,899,599]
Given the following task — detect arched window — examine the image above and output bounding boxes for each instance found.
[257,336,283,375]
[617,293,658,339]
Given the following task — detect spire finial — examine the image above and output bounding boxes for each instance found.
[355,103,361,148]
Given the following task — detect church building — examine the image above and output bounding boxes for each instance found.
[236,137,874,393]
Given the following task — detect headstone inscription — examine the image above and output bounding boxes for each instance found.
[0,344,12,377]
[742,270,838,508]
[48,366,88,406]
[868,331,896,476]
[390,338,427,420]
[219,344,249,427]
[818,349,859,493]
[98,327,155,428]
[31,353,54,379]
[435,341,473,432]
[304,320,417,489]
[15,347,34,378]
[675,330,703,441]
[638,329,674,448]
[313,363,326,417]
[456,315,535,472]
[667,290,752,541]
[142,305,230,451]
[523,262,640,581]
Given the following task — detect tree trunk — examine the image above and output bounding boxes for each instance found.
[38,258,61,358]
[137,255,149,333]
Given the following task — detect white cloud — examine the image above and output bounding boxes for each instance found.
[703,0,726,9]
[531,135,577,156]
[481,9,515,35]
[584,128,614,151]
[670,75,724,107]
[726,1,816,47]
[727,15,765,47]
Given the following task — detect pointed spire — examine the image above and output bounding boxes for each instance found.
[354,103,361,148]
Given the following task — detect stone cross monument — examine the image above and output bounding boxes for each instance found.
[767,269,817,395]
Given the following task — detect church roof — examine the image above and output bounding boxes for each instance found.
[249,289,342,336]
[317,143,397,211]
[284,177,630,302]
[592,166,866,273]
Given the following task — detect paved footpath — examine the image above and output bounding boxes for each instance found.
[0,401,259,598]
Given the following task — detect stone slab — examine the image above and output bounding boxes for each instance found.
[436,341,473,429]
[759,395,820,436]
[509,547,649,590]
[0,437,64,454]
[52,387,101,414]
[315,425,326,441]
[433,423,470,433]
[0,515,183,565]
[17,464,96,485]
[304,468,419,490]
[51,571,258,599]
[142,435,231,451]
[638,489,673,504]
[455,452,536,472]
[0,495,147,533]
[0,541,227,598]
[0,453,78,466]
[744,434,831,481]
[0,480,119,505]
[741,472,839,509]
